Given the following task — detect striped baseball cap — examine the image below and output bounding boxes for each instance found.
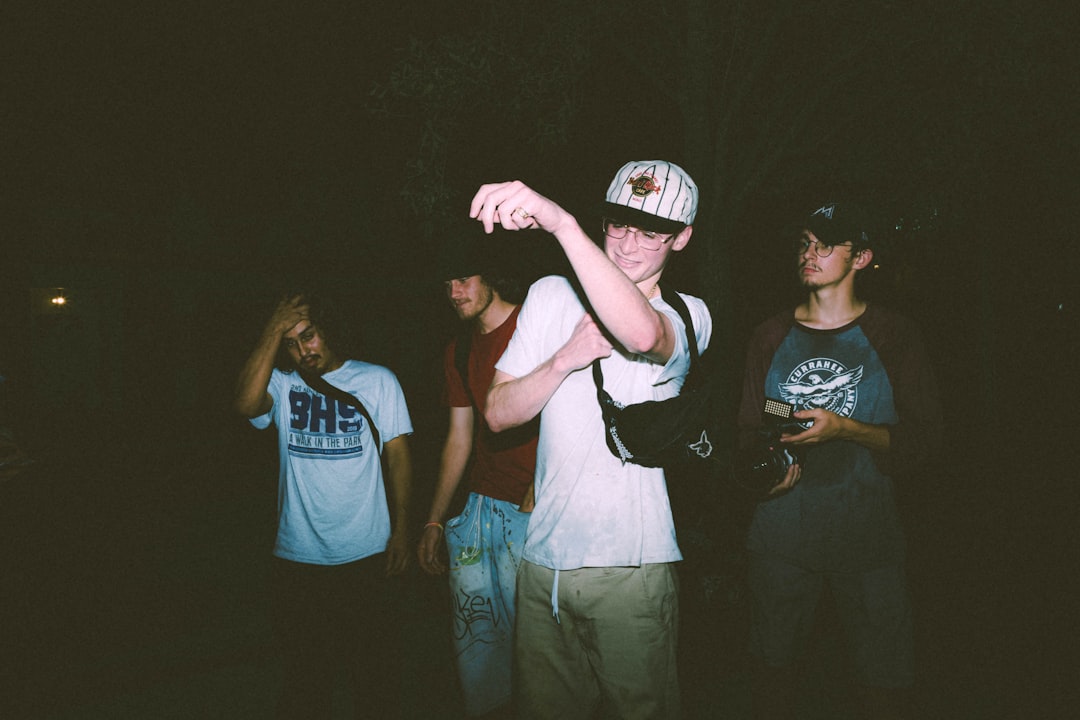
[601,160,698,234]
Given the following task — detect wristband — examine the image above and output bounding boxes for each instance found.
[424,521,444,533]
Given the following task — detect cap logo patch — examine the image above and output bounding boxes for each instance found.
[604,160,697,225]
[812,204,836,219]
[627,173,662,198]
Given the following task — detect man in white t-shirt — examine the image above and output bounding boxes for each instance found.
[471,161,712,719]
[234,289,413,719]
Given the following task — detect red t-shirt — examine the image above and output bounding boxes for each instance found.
[442,306,538,503]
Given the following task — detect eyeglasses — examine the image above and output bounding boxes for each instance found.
[793,237,852,258]
[603,219,674,251]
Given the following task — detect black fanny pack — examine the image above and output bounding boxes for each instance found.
[593,287,731,470]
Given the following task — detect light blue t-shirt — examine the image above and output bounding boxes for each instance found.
[251,360,413,565]
[495,275,712,570]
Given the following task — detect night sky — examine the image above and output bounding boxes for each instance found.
[1,2,1077,716]
[5,3,1075,269]
[4,1,1075,429]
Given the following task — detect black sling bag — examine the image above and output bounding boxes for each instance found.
[592,286,731,471]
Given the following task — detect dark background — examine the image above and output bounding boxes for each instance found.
[1,2,1077,718]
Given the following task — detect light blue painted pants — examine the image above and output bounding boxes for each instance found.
[445,492,530,716]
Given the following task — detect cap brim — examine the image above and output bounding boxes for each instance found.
[599,202,687,235]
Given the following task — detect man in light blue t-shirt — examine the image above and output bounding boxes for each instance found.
[234,289,413,719]
[471,161,711,720]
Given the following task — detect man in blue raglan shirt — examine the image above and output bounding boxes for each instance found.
[738,203,942,719]
[234,290,413,719]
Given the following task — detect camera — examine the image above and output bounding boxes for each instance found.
[732,398,806,499]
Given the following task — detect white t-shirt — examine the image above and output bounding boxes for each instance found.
[495,275,712,570]
[251,360,413,565]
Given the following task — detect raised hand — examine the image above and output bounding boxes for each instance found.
[267,294,310,336]
[469,180,573,236]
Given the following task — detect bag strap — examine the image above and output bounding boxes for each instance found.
[662,287,699,366]
[299,370,382,453]
[591,282,697,394]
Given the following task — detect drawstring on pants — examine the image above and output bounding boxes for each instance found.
[551,569,561,624]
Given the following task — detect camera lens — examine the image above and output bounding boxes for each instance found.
[733,440,799,498]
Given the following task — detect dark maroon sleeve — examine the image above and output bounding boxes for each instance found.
[860,305,944,475]
[737,311,793,449]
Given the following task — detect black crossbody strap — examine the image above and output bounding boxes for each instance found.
[299,371,382,453]
[591,282,697,395]
[662,286,699,366]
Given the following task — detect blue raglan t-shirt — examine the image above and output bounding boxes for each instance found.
[740,305,942,574]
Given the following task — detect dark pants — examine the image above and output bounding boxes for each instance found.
[271,554,402,719]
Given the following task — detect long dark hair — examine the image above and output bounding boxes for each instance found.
[481,268,526,306]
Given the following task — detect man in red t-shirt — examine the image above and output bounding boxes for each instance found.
[417,229,538,719]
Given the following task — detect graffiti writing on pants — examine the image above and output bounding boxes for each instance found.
[451,588,500,649]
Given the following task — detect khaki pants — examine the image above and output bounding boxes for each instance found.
[515,561,680,719]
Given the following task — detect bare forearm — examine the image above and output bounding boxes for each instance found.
[554,226,668,356]
[385,437,413,533]
[844,418,891,453]
[785,409,892,453]
[485,358,573,433]
[233,329,280,417]
[382,436,413,575]
[468,182,670,360]
[426,417,473,523]
[235,296,308,418]
[487,308,617,432]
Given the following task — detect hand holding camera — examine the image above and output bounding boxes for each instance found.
[732,398,807,500]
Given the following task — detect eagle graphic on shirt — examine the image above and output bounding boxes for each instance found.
[778,363,863,420]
